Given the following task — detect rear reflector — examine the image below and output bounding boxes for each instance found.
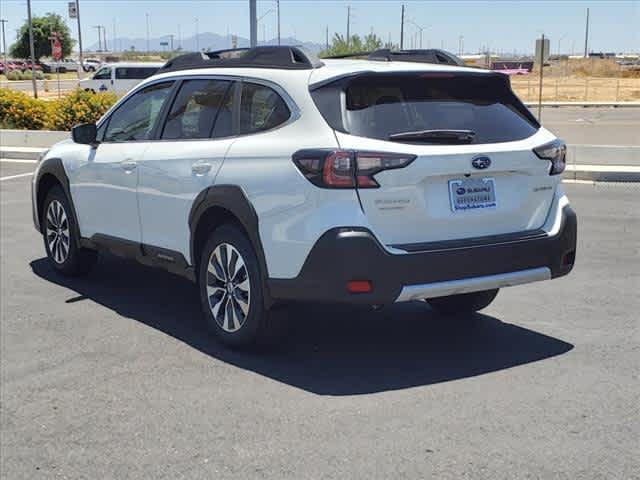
[347,280,373,293]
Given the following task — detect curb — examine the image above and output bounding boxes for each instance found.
[565,165,640,183]
[0,147,47,160]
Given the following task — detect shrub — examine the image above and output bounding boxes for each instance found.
[21,70,45,80]
[0,88,51,129]
[6,71,23,81]
[47,88,117,131]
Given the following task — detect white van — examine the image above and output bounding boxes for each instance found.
[79,62,164,95]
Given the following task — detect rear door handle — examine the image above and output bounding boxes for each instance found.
[192,162,212,176]
[120,160,137,173]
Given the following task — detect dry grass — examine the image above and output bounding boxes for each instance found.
[511,75,640,102]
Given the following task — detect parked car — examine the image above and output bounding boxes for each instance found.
[41,58,81,73]
[2,61,22,73]
[31,46,577,347]
[83,58,102,72]
[79,62,163,95]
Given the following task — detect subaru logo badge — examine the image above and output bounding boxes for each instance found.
[471,156,491,170]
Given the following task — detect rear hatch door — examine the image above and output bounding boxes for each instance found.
[313,70,559,246]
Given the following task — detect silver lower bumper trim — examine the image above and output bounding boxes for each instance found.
[395,267,551,302]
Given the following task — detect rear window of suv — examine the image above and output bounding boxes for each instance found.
[311,72,539,144]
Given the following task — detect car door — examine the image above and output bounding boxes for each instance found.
[89,65,112,92]
[137,78,237,259]
[69,81,175,242]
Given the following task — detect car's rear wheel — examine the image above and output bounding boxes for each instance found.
[427,289,499,315]
[198,224,269,348]
[42,186,97,276]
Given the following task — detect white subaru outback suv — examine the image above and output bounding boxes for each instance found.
[32,47,576,347]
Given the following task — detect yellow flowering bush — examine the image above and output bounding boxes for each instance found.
[0,88,51,130]
[0,88,117,131]
[47,89,118,131]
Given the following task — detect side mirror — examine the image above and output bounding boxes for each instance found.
[72,123,98,145]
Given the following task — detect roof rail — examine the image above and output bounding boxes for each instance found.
[367,49,466,66]
[323,49,465,67]
[158,46,324,73]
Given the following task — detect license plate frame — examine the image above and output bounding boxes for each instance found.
[448,177,497,212]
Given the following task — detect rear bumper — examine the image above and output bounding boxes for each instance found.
[268,205,577,305]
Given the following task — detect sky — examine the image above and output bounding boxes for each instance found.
[1,0,638,55]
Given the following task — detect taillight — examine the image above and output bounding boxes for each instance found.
[293,149,415,189]
[534,139,566,175]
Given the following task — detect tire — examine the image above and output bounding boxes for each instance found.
[58,67,67,73]
[42,186,97,276]
[198,224,270,348]
[427,289,499,315]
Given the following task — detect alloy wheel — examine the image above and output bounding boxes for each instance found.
[46,200,70,264]
[206,243,251,333]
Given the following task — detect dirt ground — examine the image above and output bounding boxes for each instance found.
[510,75,640,102]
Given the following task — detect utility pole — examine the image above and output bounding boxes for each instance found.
[195,17,199,51]
[93,25,102,51]
[326,25,329,51]
[400,4,405,50]
[112,18,116,53]
[346,6,350,48]
[75,1,83,76]
[276,0,281,45]
[249,0,257,47]
[168,34,174,52]
[102,24,107,52]
[178,24,182,50]
[1,19,8,70]
[583,7,590,57]
[458,35,463,56]
[26,0,37,98]
[538,33,545,121]
[146,13,150,53]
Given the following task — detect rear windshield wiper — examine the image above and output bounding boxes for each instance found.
[388,129,476,144]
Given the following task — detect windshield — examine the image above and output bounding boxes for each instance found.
[312,72,539,144]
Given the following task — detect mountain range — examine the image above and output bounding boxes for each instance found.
[86,32,324,54]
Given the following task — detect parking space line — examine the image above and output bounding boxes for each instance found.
[0,159,38,164]
[0,172,34,181]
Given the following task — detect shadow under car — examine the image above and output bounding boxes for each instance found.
[31,254,574,396]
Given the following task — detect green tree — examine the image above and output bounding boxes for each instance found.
[320,32,396,58]
[10,13,75,60]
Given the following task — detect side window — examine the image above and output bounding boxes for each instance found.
[103,82,173,142]
[239,82,290,135]
[93,67,111,80]
[161,79,231,140]
[116,67,159,80]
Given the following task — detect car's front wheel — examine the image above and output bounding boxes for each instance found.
[427,289,499,315]
[198,225,270,348]
[42,186,97,276]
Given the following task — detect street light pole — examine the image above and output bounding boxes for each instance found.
[1,19,8,70]
[583,7,589,58]
[346,6,350,48]
[276,0,280,45]
[195,17,199,51]
[93,25,102,51]
[249,0,257,48]
[146,14,150,53]
[26,0,37,98]
[400,4,405,50]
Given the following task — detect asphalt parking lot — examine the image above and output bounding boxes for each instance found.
[1,162,638,478]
